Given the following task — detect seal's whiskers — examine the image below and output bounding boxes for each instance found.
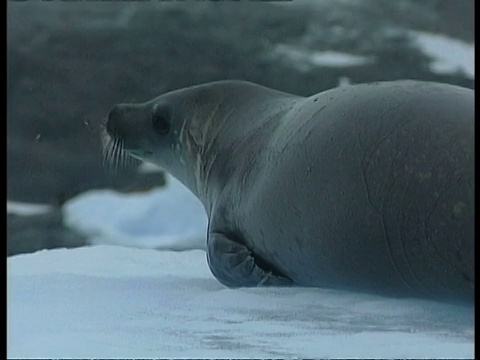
[101,134,136,176]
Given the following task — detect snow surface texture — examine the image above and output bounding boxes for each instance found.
[8,175,474,358]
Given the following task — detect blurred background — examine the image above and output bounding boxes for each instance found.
[7,0,474,256]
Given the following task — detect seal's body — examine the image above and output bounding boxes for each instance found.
[104,80,474,303]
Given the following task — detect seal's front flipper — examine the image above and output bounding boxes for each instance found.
[206,232,292,288]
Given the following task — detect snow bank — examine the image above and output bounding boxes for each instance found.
[63,175,207,251]
[411,31,474,79]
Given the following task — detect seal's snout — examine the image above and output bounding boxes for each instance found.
[106,104,127,138]
[102,104,141,173]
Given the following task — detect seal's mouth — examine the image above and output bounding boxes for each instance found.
[128,149,154,159]
[100,117,141,175]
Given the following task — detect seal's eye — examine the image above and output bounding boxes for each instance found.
[152,107,170,135]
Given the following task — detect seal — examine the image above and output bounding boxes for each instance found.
[103,80,474,303]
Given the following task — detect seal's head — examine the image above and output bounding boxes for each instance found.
[102,81,255,200]
[102,80,296,204]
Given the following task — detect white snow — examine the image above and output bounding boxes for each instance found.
[7,201,55,216]
[410,31,474,79]
[8,174,474,358]
[271,44,374,72]
[271,32,474,80]
[62,175,207,251]
[307,51,373,67]
[8,246,473,358]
